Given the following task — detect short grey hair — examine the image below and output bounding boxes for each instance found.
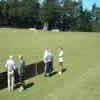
[9,56,13,59]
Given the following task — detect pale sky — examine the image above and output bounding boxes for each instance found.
[40,0,100,10]
[83,0,100,10]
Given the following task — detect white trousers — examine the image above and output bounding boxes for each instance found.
[8,71,15,91]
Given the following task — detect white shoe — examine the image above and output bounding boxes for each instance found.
[19,86,24,92]
[58,72,62,75]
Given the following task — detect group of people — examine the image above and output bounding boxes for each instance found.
[43,48,64,77]
[5,48,64,92]
[5,56,24,92]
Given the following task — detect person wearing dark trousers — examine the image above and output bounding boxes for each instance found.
[49,49,53,72]
[43,48,49,77]
[48,48,53,75]
[18,56,25,92]
[43,48,53,77]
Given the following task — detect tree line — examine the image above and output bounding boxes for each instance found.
[0,0,98,32]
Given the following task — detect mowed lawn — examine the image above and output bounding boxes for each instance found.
[0,28,100,100]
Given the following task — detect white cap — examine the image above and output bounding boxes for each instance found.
[9,56,13,59]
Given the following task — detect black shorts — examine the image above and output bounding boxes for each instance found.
[59,62,63,66]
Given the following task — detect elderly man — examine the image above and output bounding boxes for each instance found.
[18,56,25,91]
[5,56,16,91]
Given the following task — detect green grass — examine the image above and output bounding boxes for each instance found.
[0,28,100,100]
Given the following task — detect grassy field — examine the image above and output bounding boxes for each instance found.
[0,28,100,100]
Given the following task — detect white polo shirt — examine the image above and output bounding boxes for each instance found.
[5,59,16,72]
[59,50,64,62]
[48,51,53,62]
[44,50,53,63]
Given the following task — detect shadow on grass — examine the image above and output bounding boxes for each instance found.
[50,68,67,77]
[50,71,58,77]
[0,61,44,90]
[62,68,67,73]
[24,82,34,90]
[14,82,34,90]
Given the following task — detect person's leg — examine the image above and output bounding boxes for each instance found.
[8,72,11,91]
[48,62,51,76]
[44,63,47,77]
[59,62,63,75]
[51,61,53,72]
[21,74,24,87]
[47,62,50,76]
[11,72,14,91]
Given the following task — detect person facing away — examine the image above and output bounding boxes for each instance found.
[5,56,16,91]
[58,48,64,75]
[18,56,25,91]
[43,48,52,77]
[43,48,49,63]
[48,48,53,74]
[43,48,49,77]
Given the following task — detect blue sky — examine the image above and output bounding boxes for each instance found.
[83,0,100,10]
[40,0,100,10]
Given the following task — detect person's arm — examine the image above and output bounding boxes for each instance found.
[13,61,16,70]
[43,52,47,63]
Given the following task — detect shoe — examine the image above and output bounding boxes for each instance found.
[19,86,24,92]
[58,72,62,75]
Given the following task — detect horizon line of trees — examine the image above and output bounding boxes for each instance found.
[0,0,99,32]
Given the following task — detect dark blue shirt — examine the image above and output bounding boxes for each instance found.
[18,60,24,74]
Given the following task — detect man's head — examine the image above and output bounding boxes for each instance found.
[46,48,49,50]
[9,56,13,59]
[48,48,52,52]
[60,48,63,51]
[19,56,23,60]
[45,48,49,52]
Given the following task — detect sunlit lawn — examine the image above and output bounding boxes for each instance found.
[0,28,100,100]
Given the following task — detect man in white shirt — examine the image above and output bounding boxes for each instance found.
[58,48,64,75]
[5,56,16,91]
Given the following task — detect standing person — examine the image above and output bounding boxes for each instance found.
[5,56,16,91]
[43,48,49,77]
[58,48,64,75]
[0,62,1,72]
[18,56,25,92]
[48,48,53,75]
